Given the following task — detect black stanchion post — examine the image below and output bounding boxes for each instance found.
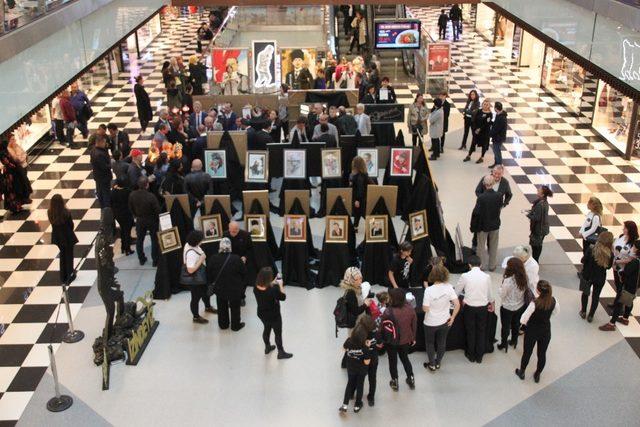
[46,344,73,412]
[62,284,84,344]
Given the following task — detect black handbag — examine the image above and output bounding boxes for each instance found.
[207,254,231,297]
[180,249,207,286]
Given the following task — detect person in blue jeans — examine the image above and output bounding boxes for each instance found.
[70,83,91,139]
[489,102,507,168]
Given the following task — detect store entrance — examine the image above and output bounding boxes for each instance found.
[518,31,545,84]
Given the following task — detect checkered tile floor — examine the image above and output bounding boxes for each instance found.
[0,12,205,425]
[409,6,640,346]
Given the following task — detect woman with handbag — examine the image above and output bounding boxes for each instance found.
[207,237,247,331]
[515,280,558,383]
[610,221,638,309]
[600,240,640,331]
[579,197,603,256]
[527,185,553,262]
[183,230,216,324]
[580,231,614,323]
[498,257,529,352]
[408,94,429,146]
[382,288,417,392]
[254,267,293,359]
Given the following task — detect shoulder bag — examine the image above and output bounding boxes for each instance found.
[207,254,231,297]
[620,259,640,307]
[180,249,207,286]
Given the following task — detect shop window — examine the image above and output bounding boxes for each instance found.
[593,82,634,154]
[541,49,585,113]
[12,105,51,152]
[475,4,496,42]
[78,57,110,99]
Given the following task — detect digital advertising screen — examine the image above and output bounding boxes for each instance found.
[375,20,421,50]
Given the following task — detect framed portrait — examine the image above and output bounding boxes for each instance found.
[211,48,251,93]
[246,214,267,242]
[245,151,269,183]
[252,40,278,92]
[200,214,223,243]
[204,150,227,179]
[280,48,319,90]
[409,210,428,241]
[284,214,307,242]
[325,215,348,243]
[357,148,378,177]
[157,227,182,254]
[365,215,388,243]
[321,149,342,179]
[390,147,412,177]
[283,149,306,179]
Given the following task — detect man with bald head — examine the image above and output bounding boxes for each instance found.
[312,113,339,143]
[224,221,256,306]
[184,159,211,210]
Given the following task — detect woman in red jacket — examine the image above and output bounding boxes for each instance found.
[382,288,417,391]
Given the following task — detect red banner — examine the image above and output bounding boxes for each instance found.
[427,43,451,75]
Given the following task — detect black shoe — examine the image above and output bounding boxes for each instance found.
[265,345,276,354]
[231,322,245,331]
[435,364,440,370]
[367,395,375,407]
[579,311,586,319]
[125,249,134,256]
[475,157,484,164]
[463,156,471,162]
[152,260,158,267]
[488,164,496,169]
[406,375,415,389]
[458,145,466,150]
[429,155,438,160]
[476,358,483,364]
[205,307,218,314]
[389,378,398,391]
[465,352,475,363]
[339,405,348,413]
[193,316,208,324]
[139,257,147,266]
[241,298,246,307]
[277,351,293,359]
[67,273,77,284]
[515,368,525,380]
[424,362,436,371]
[497,342,508,353]
[587,314,594,323]
[509,339,517,349]
[533,372,540,383]
[353,405,362,413]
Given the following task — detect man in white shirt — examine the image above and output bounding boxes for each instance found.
[354,103,371,136]
[312,114,339,143]
[456,255,494,363]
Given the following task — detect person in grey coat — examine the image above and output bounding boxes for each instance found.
[527,185,553,262]
[428,98,444,160]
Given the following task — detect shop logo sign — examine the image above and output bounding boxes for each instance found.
[621,39,640,81]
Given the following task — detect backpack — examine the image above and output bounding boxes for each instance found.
[380,309,400,346]
[333,295,350,337]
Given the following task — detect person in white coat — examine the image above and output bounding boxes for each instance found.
[579,197,603,256]
[354,104,371,136]
[502,246,539,296]
[428,98,444,160]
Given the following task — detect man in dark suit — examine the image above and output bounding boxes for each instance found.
[224,221,256,306]
[90,135,112,208]
[107,123,131,158]
[207,237,247,330]
[284,49,313,90]
[128,176,161,266]
[184,159,211,209]
[189,101,208,135]
[439,92,451,152]
[220,103,238,131]
[474,165,512,207]
[470,175,503,271]
[306,103,323,136]
[154,109,172,133]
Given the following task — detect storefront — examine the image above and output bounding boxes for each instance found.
[593,83,637,156]
[461,4,475,25]
[475,3,496,42]
[517,30,545,83]
[127,14,162,59]
[541,48,585,114]
[494,15,516,61]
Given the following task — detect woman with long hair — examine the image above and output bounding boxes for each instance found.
[382,288,417,391]
[498,257,528,351]
[579,196,603,256]
[350,156,369,232]
[339,326,371,414]
[459,90,480,150]
[354,314,378,407]
[527,185,553,262]
[408,93,429,146]
[515,280,558,383]
[464,99,492,163]
[580,231,614,322]
[254,267,293,359]
[610,221,638,311]
[47,194,78,284]
[340,267,371,328]
[600,240,640,331]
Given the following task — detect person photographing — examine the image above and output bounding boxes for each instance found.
[254,267,293,359]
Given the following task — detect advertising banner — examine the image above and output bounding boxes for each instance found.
[427,42,451,75]
[375,20,421,50]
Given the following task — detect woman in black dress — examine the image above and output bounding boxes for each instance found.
[516,280,558,383]
[253,267,293,359]
[350,156,369,233]
[464,99,493,164]
[458,90,480,150]
[134,75,153,133]
[47,194,78,284]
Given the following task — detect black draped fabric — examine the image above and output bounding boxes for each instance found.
[278,180,310,215]
[372,122,398,147]
[153,200,192,298]
[317,197,357,288]
[220,131,243,201]
[281,199,312,289]
[361,197,398,286]
[304,91,349,108]
[404,173,456,264]
[202,199,231,257]
[247,199,278,275]
[404,217,433,287]
[318,177,343,217]
[382,132,412,215]
[412,139,432,178]
[410,288,497,353]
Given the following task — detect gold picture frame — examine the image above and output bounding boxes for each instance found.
[245,150,269,183]
[246,214,267,242]
[284,214,307,242]
[325,215,348,243]
[365,215,388,243]
[157,227,182,254]
[321,148,342,179]
[200,214,223,243]
[409,209,428,241]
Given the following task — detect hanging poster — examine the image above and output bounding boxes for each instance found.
[427,42,451,75]
[211,49,251,93]
[280,48,319,90]
[252,40,278,92]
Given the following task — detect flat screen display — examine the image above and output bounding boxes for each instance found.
[375,20,421,49]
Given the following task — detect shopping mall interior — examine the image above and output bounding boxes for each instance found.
[1,1,640,425]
